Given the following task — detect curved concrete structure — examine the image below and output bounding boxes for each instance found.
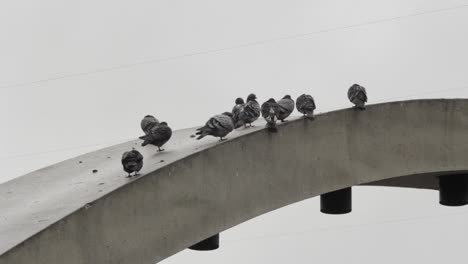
[1,99,468,263]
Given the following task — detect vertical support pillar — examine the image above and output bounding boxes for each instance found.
[320,187,352,214]
[439,175,468,206]
[189,234,220,251]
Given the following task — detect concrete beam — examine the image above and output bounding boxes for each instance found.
[2,99,468,264]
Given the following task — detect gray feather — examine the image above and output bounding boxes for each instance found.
[261,99,280,132]
[348,84,367,109]
[232,103,245,128]
[296,94,316,117]
[121,149,144,174]
[277,97,295,121]
[196,113,234,140]
[238,100,261,126]
[140,122,172,148]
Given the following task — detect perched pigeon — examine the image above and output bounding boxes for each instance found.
[139,122,172,151]
[121,149,144,177]
[277,95,295,122]
[232,97,245,128]
[296,94,316,119]
[141,115,159,135]
[347,84,367,110]
[236,93,261,128]
[261,98,280,132]
[196,112,234,141]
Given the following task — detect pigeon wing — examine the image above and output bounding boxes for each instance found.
[153,126,172,140]
[347,86,358,101]
[232,104,244,125]
[357,87,367,102]
[121,151,131,165]
[261,102,271,118]
[133,150,144,162]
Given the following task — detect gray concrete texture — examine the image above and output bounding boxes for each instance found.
[1,99,468,264]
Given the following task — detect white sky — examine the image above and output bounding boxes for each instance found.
[1,0,468,263]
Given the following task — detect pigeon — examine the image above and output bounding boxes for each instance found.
[296,94,316,119]
[261,98,280,132]
[277,95,295,122]
[232,97,245,128]
[141,115,159,135]
[121,149,144,177]
[196,112,234,141]
[347,84,367,110]
[139,122,172,151]
[236,93,261,128]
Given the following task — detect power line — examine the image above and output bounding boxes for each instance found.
[1,4,467,91]
[225,209,468,244]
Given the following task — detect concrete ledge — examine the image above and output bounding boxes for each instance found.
[1,99,468,263]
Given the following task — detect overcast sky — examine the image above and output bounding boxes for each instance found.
[1,0,468,263]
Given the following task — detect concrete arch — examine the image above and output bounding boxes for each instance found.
[1,99,468,263]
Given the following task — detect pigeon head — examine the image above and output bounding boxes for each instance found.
[266,98,276,103]
[222,112,234,118]
[160,122,168,126]
[247,93,257,101]
[235,97,245,104]
[282,95,292,99]
[144,115,155,118]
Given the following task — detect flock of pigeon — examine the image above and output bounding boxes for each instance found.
[121,84,368,177]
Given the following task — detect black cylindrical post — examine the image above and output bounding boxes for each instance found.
[189,234,220,251]
[320,187,352,214]
[439,175,468,206]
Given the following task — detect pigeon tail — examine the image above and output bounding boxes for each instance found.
[196,133,207,140]
[195,128,210,140]
[195,127,208,134]
[139,135,151,146]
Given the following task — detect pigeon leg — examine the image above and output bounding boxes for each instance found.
[126,173,132,178]
[353,105,366,111]
[219,137,227,142]
[281,119,288,123]
[158,147,165,152]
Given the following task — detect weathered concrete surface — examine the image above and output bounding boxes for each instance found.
[1,99,468,264]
